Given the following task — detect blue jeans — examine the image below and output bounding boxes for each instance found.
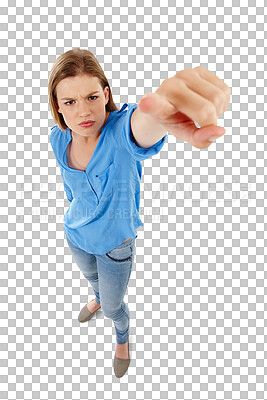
[65,233,137,344]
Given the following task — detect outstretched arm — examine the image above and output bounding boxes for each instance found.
[130,66,231,150]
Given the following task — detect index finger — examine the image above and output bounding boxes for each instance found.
[156,77,218,127]
[193,66,231,112]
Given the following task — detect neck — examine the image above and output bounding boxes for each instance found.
[72,131,100,145]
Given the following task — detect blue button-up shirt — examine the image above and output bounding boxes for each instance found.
[49,103,167,255]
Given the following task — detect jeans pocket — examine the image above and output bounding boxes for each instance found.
[105,239,134,263]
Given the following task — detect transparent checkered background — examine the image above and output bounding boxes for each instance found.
[1,0,266,398]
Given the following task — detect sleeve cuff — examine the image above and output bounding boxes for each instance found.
[122,103,167,161]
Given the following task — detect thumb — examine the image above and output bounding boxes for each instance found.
[138,92,177,120]
[193,125,226,144]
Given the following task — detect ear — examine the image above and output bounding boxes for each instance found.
[54,97,61,113]
[104,86,109,105]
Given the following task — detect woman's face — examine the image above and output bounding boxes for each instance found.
[56,74,110,140]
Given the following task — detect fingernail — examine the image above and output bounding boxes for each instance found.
[209,136,219,142]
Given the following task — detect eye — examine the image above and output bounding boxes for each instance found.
[64,96,98,105]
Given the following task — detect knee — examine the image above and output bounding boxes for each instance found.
[101,305,120,320]
[82,272,98,282]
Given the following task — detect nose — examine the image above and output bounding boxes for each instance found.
[78,101,91,116]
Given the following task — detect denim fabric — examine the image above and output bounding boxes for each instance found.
[66,232,137,344]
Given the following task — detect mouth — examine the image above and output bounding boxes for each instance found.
[79,121,95,127]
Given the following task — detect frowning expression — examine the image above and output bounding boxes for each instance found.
[56,74,110,140]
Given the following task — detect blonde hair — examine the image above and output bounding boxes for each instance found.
[48,48,118,130]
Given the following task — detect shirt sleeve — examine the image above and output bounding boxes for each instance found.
[119,103,167,161]
[49,125,57,151]
[63,180,73,203]
[49,126,73,203]
[60,166,73,203]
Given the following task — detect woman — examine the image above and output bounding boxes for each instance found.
[48,48,167,378]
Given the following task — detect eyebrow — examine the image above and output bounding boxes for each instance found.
[60,91,100,100]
